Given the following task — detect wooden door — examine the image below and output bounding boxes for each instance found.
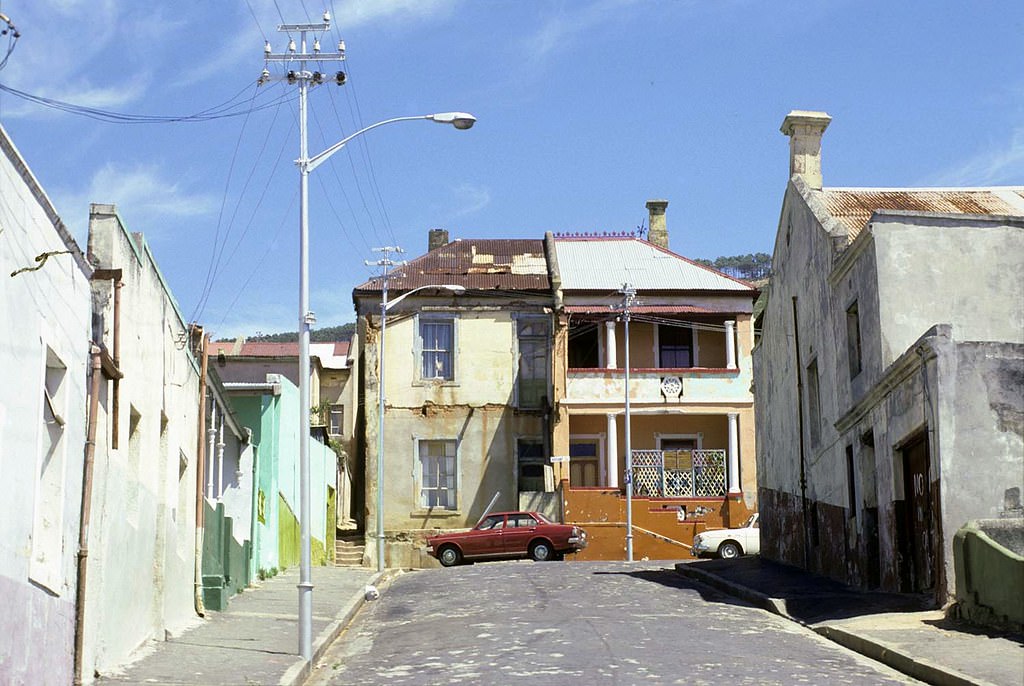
[899,434,935,592]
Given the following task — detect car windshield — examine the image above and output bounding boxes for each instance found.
[533,512,553,524]
[744,514,758,528]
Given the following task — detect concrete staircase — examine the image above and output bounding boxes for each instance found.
[334,531,366,567]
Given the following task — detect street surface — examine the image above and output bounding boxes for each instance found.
[307,560,919,685]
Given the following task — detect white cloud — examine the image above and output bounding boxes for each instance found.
[449,183,491,218]
[332,0,458,28]
[521,0,641,67]
[55,163,219,243]
[929,127,1024,187]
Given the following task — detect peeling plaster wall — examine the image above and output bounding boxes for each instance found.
[82,206,202,680]
[360,301,551,568]
[757,188,1024,598]
[0,127,91,686]
[754,183,846,569]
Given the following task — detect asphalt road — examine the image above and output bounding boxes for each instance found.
[307,560,919,686]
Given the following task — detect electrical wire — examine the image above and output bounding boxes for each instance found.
[0,80,294,124]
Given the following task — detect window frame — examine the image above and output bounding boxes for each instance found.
[846,300,863,379]
[415,438,459,511]
[415,314,458,384]
[806,358,821,448]
[515,315,550,409]
[656,322,697,368]
[328,404,344,436]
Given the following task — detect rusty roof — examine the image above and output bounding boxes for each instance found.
[564,304,737,315]
[354,238,550,294]
[822,187,1024,239]
[210,340,349,360]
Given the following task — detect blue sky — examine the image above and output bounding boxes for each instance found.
[1,1,1021,338]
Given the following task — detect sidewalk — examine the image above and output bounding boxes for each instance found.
[676,557,1023,686]
[98,566,379,686]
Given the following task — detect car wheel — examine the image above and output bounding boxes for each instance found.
[718,541,742,559]
[529,541,553,561]
[438,545,462,567]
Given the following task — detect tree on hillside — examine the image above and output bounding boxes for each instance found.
[216,322,356,343]
[694,253,771,281]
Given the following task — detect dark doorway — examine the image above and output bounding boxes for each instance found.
[897,432,935,593]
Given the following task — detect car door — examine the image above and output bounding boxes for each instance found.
[502,513,539,555]
[461,514,506,558]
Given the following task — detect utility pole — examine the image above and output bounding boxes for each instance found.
[617,283,637,561]
[365,246,406,573]
[260,11,347,662]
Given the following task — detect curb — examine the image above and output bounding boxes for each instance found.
[814,625,997,686]
[673,563,994,686]
[673,563,791,620]
[279,570,389,686]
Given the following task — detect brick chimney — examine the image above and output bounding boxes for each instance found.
[428,228,449,252]
[646,200,669,249]
[780,110,831,190]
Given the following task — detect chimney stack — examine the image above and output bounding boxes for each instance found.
[428,228,449,252]
[780,110,831,190]
[646,199,669,249]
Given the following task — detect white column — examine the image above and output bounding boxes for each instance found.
[605,321,617,368]
[216,413,226,500]
[606,413,619,488]
[725,320,737,370]
[206,407,217,501]
[727,412,740,494]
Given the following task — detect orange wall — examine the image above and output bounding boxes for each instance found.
[563,484,753,561]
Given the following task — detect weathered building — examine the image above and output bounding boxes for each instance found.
[222,373,339,573]
[0,124,93,686]
[354,236,554,568]
[211,339,357,526]
[754,110,1024,604]
[79,204,205,679]
[554,201,760,559]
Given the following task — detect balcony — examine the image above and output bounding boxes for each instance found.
[564,367,751,405]
[631,449,726,498]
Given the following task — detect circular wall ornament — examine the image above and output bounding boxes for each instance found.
[660,376,682,398]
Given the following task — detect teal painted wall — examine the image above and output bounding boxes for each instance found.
[201,500,252,611]
[227,376,337,576]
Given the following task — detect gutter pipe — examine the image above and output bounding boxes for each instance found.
[194,330,209,616]
[73,345,103,685]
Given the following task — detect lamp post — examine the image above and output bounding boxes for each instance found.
[619,284,636,561]
[373,282,466,573]
[261,15,475,661]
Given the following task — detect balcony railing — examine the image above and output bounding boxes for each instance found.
[631,449,726,498]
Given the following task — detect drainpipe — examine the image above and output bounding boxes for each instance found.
[207,405,217,500]
[111,279,122,447]
[791,297,810,570]
[194,330,209,616]
[73,346,103,685]
[216,411,225,500]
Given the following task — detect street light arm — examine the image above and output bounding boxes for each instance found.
[306,115,430,173]
[385,284,465,311]
[305,111,475,173]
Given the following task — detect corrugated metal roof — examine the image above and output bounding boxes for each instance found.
[822,187,1024,239]
[554,238,755,292]
[210,341,350,367]
[354,238,550,294]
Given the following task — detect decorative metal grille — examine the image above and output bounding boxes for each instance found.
[629,449,726,498]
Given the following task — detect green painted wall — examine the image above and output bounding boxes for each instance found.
[202,500,252,611]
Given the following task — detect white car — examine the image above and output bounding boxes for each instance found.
[691,513,760,559]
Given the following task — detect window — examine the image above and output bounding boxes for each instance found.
[659,323,695,368]
[806,359,821,447]
[478,515,504,530]
[846,444,858,522]
[419,318,455,380]
[517,318,549,408]
[846,301,863,378]
[517,439,546,492]
[329,405,344,436]
[418,440,457,509]
[30,348,68,592]
[568,322,600,368]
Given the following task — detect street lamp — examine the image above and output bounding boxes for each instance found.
[264,16,476,662]
[375,283,466,574]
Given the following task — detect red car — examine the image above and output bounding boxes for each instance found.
[426,511,587,567]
